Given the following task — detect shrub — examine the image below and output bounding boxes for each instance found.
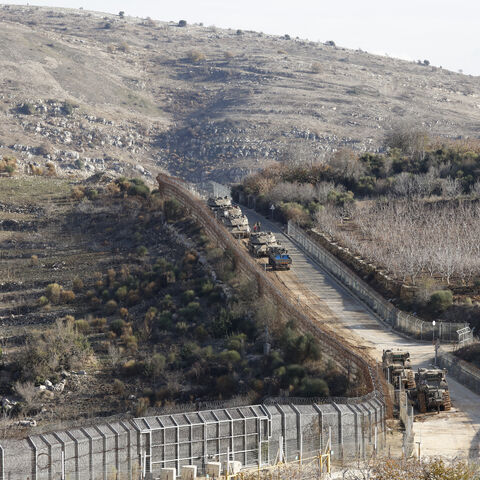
[136,245,148,257]
[110,319,126,336]
[216,375,237,396]
[45,162,56,176]
[74,319,90,335]
[105,299,118,314]
[45,283,62,304]
[18,102,35,115]
[311,62,321,73]
[89,317,107,330]
[178,19,187,27]
[427,290,453,314]
[187,50,206,63]
[0,156,17,175]
[182,289,195,303]
[297,377,329,397]
[219,350,241,365]
[61,101,76,115]
[18,318,91,381]
[146,353,166,379]
[115,286,128,301]
[135,397,150,417]
[118,11,125,18]
[112,378,125,395]
[164,198,184,220]
[60,290,75,303]
[72,276,84,292]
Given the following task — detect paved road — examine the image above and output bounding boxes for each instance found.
[244,208,480,459]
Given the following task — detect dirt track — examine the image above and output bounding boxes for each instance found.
[244,208,480,459]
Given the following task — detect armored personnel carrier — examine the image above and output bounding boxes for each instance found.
[267,246,292,270]
[382,350,416,390]
[207,196,231,212]
[248,232,278,257]
[411,368,451,413]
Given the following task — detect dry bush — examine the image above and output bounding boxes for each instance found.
[0,155,17,175]
[187,49,206,62]
[311,62,321,73]
[14,381,37,406]
[18,317,92,381]
[45,162,56,176]
[30,254,39,266]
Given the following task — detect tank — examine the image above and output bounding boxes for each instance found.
[411,368,451,413]
[223,214,250,238]
[207,196,231,211]
[382,349,416,390]
[218,205,243,218]
[267,246,292,270]
[248,232,278,257]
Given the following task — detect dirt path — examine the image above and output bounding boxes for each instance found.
[243,208,480,459]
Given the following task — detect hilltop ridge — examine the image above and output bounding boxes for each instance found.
[0,4,479,182]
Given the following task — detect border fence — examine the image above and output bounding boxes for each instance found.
[157,174,389,406]
[287,222,468,343]
[0,397,385,479]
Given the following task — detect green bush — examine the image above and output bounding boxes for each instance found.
[105,299,118,314]
[110,318,125,336]
[115,286,128,301]
[219,350,241,364]
[164,198,184,221]
[297,377,329,397]
[427,290,453,314]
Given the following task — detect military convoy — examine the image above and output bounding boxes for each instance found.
[382,349,451,413]
[207,197,292,268]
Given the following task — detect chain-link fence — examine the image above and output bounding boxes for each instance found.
[287,221,468,343]
[0,398,385,479]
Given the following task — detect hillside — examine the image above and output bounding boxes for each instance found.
[0,4,479,183]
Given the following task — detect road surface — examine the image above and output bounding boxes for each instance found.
[244,208,480,459]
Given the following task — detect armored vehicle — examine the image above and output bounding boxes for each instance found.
[267,246,292,271]
[248,232,278,257]
[382,349,416,390]
[219,205,243,218]
[223,214,250,238]
[412,368,451,413]
[207,196,231,211]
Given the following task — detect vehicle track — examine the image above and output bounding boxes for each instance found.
[243,208,480,458]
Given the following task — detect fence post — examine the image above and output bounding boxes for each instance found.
[0,444,4,480]
[80,428,95,480]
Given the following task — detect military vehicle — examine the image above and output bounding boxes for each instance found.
[411,368,451,413]
[267,246,292,270]
[248,232,278,257]
[382,349,416,390]
[207,196,231,211]
[222,214,250,238]
[218,205,243,218]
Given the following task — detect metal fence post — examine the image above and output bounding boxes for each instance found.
[80,428,95,480]
[0,444,4,480]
